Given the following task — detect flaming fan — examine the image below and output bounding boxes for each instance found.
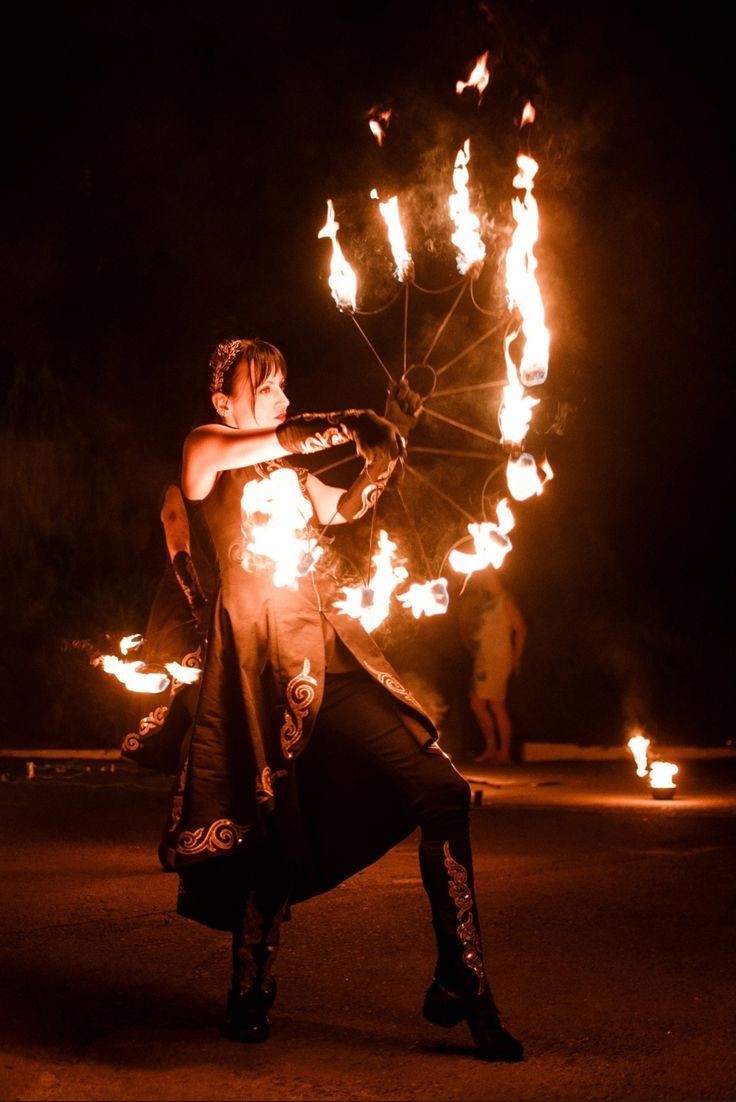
[314,58,554,631]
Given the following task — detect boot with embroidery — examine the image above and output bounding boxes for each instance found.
[226,893,286,1043]
[419,835,523,1062]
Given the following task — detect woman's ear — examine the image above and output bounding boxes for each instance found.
[211,391,229,418]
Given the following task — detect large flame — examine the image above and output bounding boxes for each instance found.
[505,153,550,387]
[448,140,486,277]
[317,199,357,312]
[456,51,490,102]
[241,468,324,589]
[649,761,678,789]
[371,190,413,282]
[448,499,515,576]
[100,655,170,694]
[627,732,651,777]
[334,530,408,632]
[397,578,449,619]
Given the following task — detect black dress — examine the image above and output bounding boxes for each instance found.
[164,459,441,929]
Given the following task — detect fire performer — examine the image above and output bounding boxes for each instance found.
[164,337,523,1062]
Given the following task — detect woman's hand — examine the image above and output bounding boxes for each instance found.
[383,378,423,441]
[340,410,405,464]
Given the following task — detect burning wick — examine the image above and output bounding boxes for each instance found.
[627,732,651,778]
[317,198,358,312]
[370,189,414,282]
[649,761,679,800]
[449,139,486,277]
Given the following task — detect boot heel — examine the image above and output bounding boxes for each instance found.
[422,980,467,1027]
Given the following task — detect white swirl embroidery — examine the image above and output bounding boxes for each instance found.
[255,765,275,804]
[300,426,352,453]
[363,663,425,714]
[443,841,485,994]
[280,658,318,759]
[176,818,249,856]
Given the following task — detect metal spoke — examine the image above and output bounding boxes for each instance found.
[435,320,506,376]
[422,407,501,446]
[405,463,475,523]
[422,279,468,364]
[349,313,394,382]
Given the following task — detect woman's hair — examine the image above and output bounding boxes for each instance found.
[208,338,287,410]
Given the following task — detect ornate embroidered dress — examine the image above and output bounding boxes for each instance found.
[165,459,438,929]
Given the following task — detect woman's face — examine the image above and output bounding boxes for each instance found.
[223,365,289,430]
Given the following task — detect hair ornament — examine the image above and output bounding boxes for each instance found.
[209,338,243,393]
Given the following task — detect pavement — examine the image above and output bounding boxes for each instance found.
[0,756,734,1101]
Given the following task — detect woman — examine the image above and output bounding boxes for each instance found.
[165,337,522,1062]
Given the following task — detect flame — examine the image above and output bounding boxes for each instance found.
[649,761,679,789]
[397,578,449,619]
[317,199,357,312]
[627,732,651,777]
[499,330,539,449]
[164,662,202,685]
[119,633,144,655]
[100,655,170,694]
[241,468,324,589]
[521,101,536,126]
[371,190,413,282]
[449,499,515,575]
[368,106,392,146]
[506,452,550,501]
[456,51,490,101]
[334,530,408,632]
[505,153,550,386]
[448,139,486,276]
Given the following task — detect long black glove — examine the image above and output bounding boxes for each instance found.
[172,550,210,640]
[334,380,424,521]
[276,410,404,465]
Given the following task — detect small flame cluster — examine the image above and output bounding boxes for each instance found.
[334,530,448,632]
[96,635,201,695]
[626,729,679,797]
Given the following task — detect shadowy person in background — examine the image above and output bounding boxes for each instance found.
[458,567,526,764]
[120,482,215,777]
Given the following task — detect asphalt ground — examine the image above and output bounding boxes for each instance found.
[0,758,734,1102]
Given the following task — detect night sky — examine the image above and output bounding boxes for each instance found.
[1,0,732,749]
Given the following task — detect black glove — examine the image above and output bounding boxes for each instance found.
[384,378,423,441]
[336,458,397,522]
[172,550,210,639]
[276,409,404,465]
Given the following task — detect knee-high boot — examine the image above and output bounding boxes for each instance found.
[226,891,287,1043]
[419,831,523,1062]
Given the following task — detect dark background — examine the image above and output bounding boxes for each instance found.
[1,0,732,752]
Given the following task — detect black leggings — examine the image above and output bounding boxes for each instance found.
[313,668,471,841]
